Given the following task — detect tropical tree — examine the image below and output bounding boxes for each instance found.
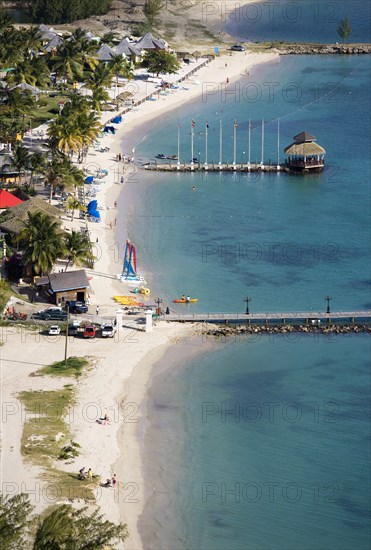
[85,63,113,91]
[0,493,33,549]
[109,54,133,97]
[337,16,352,43]
[0,494,128,549]
[142,50,180,77]
[64,230,94,270]
[43,156,84,202]
[18,211,65,275]
[65,196,85,221]
[90,86,111,114]
[28,152,47,188]
[50,41,85,84]
[5,89,36,121]
[144,0,164,26]
[10,144,30,184]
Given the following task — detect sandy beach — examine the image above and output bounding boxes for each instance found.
[0,49,278,549]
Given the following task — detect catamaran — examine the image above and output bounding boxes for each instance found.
[120,240,146,284]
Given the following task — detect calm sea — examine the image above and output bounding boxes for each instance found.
[118,34,371,550]
[225,0,371,44]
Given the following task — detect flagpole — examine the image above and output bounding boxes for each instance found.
[205,122,208,170]
[277,117,280,170]
[233,119,237,170]
[177,121,180,170]
[191,121,194,171]
[219,119,222,170]
[248,118,251,170]
[261,118,264,166]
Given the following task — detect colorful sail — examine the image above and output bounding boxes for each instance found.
[121,240,145,283]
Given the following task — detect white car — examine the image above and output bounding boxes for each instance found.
[48,325,61,335]
[101,324,116,338]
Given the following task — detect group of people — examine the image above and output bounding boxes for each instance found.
[181,295,191,302]
[96,413,109,425]
[78,467,117,488]
[78,467,93,481]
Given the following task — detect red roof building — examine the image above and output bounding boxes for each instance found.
[0,189,23,208]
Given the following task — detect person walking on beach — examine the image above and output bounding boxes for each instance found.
[96,305,100,316]
[120,176,124,184]
[110,221,112,230]
[87,468,93,481]
[112,474,117,487]
[114,200,117,208]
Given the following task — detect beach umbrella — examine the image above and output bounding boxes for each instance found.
[84,176,94,184]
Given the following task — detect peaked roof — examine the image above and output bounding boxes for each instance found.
[115,38,141,57]
[135,32,166,50]
[44,35,64,52]
[294,131,316,143]
[96,43,116,61]
[11,82,42,95]
[0,189,23,208]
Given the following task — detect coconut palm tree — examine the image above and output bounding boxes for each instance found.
[109,54,134,98]
[64,230,94,271]
[18,211,65,275]
[10,144,30,184]
[5,89,36,121]
[50,41,85,84]
[28,152,47,188]
[65,196,85,222]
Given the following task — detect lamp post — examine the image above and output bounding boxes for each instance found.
[244,297,251,315]
[64,303,69,366]
[324,295,332,314]
[155,297,163,316]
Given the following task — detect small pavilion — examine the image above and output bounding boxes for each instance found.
[284,132,325,172]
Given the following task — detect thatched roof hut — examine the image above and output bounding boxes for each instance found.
[284,131,325,171]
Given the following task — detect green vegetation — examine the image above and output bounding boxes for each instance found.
[58,440,81,460]
[19,386,75,465]
[37,356,89,377]
[0,279,24,311]
[0,494,128,549]
[143,49,181,76]
[17,0,112,24]
[337,16,352,43]
[144,0,164,27]
[17,211,65,275]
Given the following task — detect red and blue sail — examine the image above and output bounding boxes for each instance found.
[121,240,142,281]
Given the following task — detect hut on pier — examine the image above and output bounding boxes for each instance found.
[284,131,325,172]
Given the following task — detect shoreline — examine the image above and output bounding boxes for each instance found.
[0,49,280,548]
[77,50,279,547]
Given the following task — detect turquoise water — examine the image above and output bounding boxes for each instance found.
[122,55,370,314]
[225,0,371,43]
[141,335,370,549]
[120,40,371,550]
[119,54,371,549]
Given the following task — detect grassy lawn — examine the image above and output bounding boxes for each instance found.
[18,358,98,500]
[36,356,89,378]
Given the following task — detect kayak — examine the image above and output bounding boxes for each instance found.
[173,298,198,303]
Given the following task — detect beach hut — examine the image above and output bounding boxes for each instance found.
[284,131,325,172]
[96,44,116,62]
[135,33,167,51]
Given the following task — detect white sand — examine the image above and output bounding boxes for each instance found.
[0,50,278,549]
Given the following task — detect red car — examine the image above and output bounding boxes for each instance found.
[83,325,96,338]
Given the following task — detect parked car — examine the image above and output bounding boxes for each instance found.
[101,324,116,338]
[68,324,79,336]
[83,325,96,338]
[31,309,68,321]
[231,44,245,51]
[48,325,61,335]
[65,301,88,314]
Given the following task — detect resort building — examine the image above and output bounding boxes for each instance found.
[284,131,325,172]
[34,269,90,304]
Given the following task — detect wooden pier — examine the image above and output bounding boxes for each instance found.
[143,162,289,173]
[161,310,371,324]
